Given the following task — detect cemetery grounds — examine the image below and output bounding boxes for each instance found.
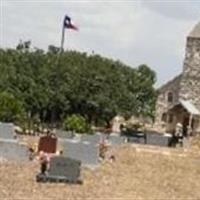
[0,134,200,199]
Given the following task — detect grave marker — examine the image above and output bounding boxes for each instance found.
[60,139,99,165]
[38,135,57,153]
[108,135,125,145]
[55,129,74,139]
[145,132,171,147]
[0,141,28,161]
[0,123,14,139]
[36,156,82,183]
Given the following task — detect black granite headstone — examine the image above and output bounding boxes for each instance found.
[49,156,81,180]
[36,156,82,184]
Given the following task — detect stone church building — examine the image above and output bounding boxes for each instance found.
[155,21,200,135]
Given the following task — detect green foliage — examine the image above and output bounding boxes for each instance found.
[0,91,24,122]
[63,114,91,134]
[0,41,157,127]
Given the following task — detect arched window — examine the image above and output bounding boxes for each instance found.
[161,113,167,122]
[168,114,174,123]
[167,92,173,103]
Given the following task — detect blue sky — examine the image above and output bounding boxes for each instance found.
[1,0,200,86]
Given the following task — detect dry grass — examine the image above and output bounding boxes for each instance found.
[0,145,200,200]
[191,135,200,150]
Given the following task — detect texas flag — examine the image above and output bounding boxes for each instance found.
[63,15,78,31]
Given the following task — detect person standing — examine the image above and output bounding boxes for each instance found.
[175,123,183,147]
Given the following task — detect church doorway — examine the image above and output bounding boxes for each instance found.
[183,116,194,136]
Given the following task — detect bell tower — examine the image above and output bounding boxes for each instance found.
[179,22,200,110]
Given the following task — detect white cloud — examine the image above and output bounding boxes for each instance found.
[1,0,199,86]
[141,0,200,20]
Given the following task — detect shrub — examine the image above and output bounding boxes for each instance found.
[63,114,92,134]
[0,91,25,122]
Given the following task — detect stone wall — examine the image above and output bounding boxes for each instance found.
[179,37,200,110]
[154,75,182,130]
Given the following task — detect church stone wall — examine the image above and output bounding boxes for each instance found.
[154,75,182,129]
[154,21,200,133]
[179,37,200,110]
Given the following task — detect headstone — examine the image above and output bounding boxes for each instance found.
[0,140,28,161]
[55,129,74,139]
[81,134,101,144]
[49,156,81,180]
[108,135,125,145]
[36,156,82,183]
[38,135,57,153]
[125,131,146,144]
[59,139,99,165]
[127,136,146,144]
[145,132,171,147]
[0,123,28,162]
[0,123,14,139]
[111,115,125,133]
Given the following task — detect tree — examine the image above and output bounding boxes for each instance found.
[0,41,157,128]
[0,91,24,122]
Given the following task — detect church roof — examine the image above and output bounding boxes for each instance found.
[169,99,200,116]
[189,21,200,38]
[158,74,182,92]
[179,99,200,115]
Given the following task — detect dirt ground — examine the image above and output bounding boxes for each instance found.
[0,144,200,200]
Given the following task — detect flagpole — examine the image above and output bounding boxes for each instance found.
[51,15,77,128]
[61,22,65,51]
[51,18,66,128]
